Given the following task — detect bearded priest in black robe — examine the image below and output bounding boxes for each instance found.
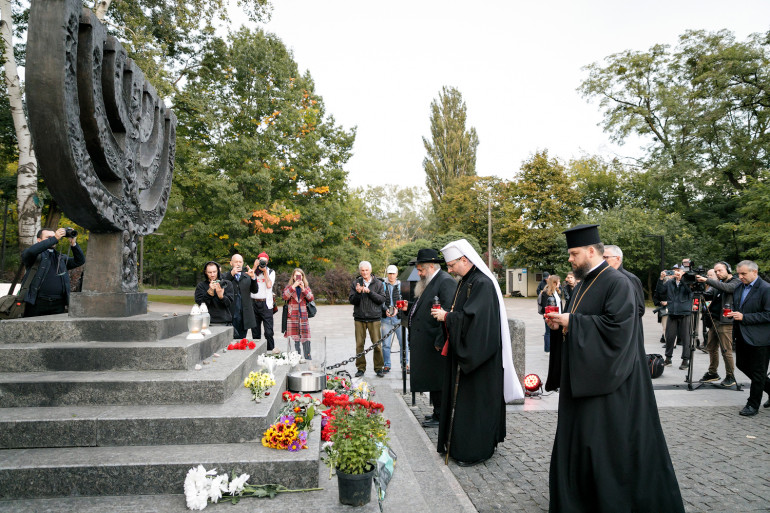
[431,239,524,466]
[545,225,684,513]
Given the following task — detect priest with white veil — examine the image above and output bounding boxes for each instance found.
[430,239,524,466]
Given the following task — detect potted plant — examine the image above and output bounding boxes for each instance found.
[322,393,389,506]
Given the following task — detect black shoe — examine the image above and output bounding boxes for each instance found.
[764,398,770,408]
[664,358,672,367]
[376,370,384,378]
[699,371,720,383]
[355,370,365,378]
[659,335,666,344]
[739,405,758,417]
[721,375,736,387]
[679,360,689,370]
[422,418,440,428]
[455,456,490,467]
[382,367,390,373]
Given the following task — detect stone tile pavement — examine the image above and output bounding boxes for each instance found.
[407,393,770,512]
[6,295,763,512]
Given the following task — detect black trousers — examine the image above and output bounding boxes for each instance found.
[24,297,66,317]
[251,300,275,350]
[735,335,770,409]
[430,390,442,419]
[665,315,691,360]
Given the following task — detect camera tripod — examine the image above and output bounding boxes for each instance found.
[684,291,743,392]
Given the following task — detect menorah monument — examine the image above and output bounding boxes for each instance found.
[26,0,176,317]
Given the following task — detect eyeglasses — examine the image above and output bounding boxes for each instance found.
[446,258,461,269]
[602,255,619,260]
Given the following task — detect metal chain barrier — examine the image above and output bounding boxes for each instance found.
[326,325,398,370]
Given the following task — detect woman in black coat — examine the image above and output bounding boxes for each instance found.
[194,261,234,325]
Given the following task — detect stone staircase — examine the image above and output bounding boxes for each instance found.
[0,314,319,500]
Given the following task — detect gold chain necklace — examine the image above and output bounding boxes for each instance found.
[569,265,611,315]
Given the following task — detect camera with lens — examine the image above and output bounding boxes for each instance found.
[258,259,267,269]
[64,227,78,238]
[680,261,706,292]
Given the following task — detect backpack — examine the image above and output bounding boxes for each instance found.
[647,354,665,379]
[0,258,42,320]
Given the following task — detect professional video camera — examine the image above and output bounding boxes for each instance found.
[680,261,706,293]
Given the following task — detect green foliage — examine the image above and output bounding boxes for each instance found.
[435,175,505,247]
[144,28,363,283]
[103,0,271,97]
[389,238,431,269]
[388,231,482,269]
[581,206,716,296]
[355,185,433,249]
[579,29,770,262]
[503,151,581,270]
[422,86,478,210]
[323,404,390,475]
[733,173,770,269]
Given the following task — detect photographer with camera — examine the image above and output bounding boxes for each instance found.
[695,262,740,387]
[250,252,276,350]
[194,261,234,325]
[21,227,85,317]
[657,265,693,369]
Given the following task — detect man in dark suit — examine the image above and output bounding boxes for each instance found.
[223,254,258,340]
[603,245,645,318]
[404,248,456,428]
[729,260,770,416]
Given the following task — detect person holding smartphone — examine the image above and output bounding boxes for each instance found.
[194,261,234,325]
[223,253,258,339]
[282,268,314,359]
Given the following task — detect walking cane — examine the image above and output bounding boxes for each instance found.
[445,364,461,465]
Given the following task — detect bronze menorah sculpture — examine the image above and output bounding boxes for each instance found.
[25,0,176,316]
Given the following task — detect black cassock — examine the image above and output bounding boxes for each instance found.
[548,261,684,513]
[437,266,505,464]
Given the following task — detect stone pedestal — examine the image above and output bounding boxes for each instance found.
[69,291,147,318]
[71,232,146,317]
[508,318,526,405]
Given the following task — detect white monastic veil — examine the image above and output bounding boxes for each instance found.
[441,239,525,403]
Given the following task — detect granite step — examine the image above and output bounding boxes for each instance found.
[0,421,320,499]
[0,367,290,449]
[0,328,232,372]
[0,313,188,344]
[0,342,265,407]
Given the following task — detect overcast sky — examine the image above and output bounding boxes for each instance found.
[255,1,770,189]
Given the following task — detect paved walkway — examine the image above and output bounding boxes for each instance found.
[8,297,763,512]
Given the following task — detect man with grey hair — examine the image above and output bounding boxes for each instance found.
[728,260,770,416]
[404,249,456,427]
[349,261,386,377]
[603,245,645,318]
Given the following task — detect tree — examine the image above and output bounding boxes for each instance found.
[1,0,272,249]
[579,29,770,261]
[355,185,433,249]
[422,86,479,210]
[583,206,719,298]
[435,175,501,245]
[503,151,581,270]
[1,0,39,249]
[732,172,770,269]
[144,28,360,283]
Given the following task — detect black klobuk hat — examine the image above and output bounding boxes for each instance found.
[563,224,601,249]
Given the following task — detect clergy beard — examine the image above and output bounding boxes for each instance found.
[414,276,428,297]
[572,262,591,281]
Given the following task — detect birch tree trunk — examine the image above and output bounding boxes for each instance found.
[0,0,40,251]
[94,0,112,21]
